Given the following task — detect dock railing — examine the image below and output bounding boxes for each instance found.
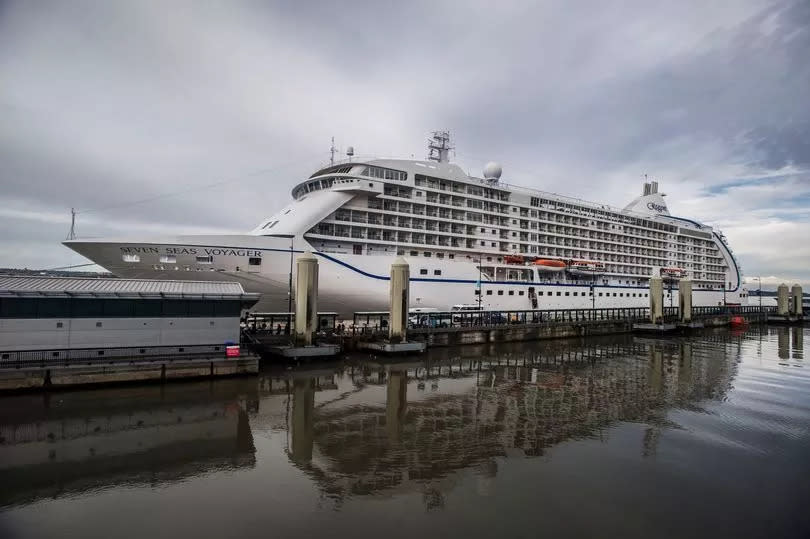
[400,305,776,331]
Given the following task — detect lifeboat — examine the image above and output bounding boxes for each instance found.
[566,260,606,276]
[504,255,525,265]
[533,259,566,273]
[660,267,687,280]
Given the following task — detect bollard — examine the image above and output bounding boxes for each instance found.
[679,279,693,323]
[777,283,789,316]
[650,276,664,323]
[389,257,410,343]
[294,252,319,346]
[791,284,803,316]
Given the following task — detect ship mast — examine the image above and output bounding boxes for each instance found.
[427,130,453,163]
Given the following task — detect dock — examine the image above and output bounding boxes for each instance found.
[0,344,258,391]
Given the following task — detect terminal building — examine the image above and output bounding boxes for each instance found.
[0,276,260,352]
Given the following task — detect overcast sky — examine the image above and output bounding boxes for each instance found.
[1,0,808,287]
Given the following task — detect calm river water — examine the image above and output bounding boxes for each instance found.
[1,326,809,538]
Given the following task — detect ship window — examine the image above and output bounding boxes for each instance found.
[486,290,493,295]
[573,292,578,296]
[474,290,480,295]
[196,256,213,264]
[518,291,524,296]
[436,253,444,259]
[508,291,514,296]
[498,290,504,295]
[491,242,496,247]
[537,291,543,296]
[598,292,603,297]
[557,292,561,296]
[423,252,431,257]
[448,254,454,259]
[249,257,262,266]
[619,293,624,297]
[433,269,441,275]
[410,251,418,256]
[159,255,176,264]
[565,292,570,296]
[419,269,428,275]
[122,254,140,263]
[613,293,617,297]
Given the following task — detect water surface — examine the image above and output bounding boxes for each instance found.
[1,327,809,538]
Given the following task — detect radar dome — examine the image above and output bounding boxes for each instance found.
[483,162,502,181]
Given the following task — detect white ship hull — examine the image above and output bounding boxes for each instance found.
[64,134,747,315]
[65,235,740,317]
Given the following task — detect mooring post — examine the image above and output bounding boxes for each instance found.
[389,257,410,343]
[777,283,789,316]
[679,279,692,323]
[791,284,803,316]
[294,252,319,347]
[650,276,664,323]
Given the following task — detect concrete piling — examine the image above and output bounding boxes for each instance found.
[650,277,664,323]
[679,279,693,323]
[791,284,803,316]
[294,252,319,347]
[389,257,410,343]
[777,283,789,316]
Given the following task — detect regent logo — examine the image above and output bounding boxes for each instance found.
[647,202,666,212]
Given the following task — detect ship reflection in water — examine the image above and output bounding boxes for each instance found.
[1,328,809,539]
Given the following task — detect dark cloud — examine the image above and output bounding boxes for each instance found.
[1,0,808,280]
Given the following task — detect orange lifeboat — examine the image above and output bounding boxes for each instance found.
[533,259,566,273]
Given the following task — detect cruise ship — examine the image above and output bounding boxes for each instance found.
[64,132,748,315]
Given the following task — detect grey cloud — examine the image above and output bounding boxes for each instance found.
[1,0,809,279]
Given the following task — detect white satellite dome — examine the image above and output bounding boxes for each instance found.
[483,161,502,180]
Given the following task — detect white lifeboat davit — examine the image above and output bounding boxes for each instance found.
[567,260,606,276]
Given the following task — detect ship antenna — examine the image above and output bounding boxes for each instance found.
[427,130,454,163]
[329,136,336,165]
[66,207,77,240]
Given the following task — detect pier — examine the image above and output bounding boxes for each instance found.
[242,304,782,352]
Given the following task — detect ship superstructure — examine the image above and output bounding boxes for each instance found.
[65,132,747,314]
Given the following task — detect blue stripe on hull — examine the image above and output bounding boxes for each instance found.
[104,241,735,293]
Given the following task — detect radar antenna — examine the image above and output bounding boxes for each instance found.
[427,130,453,163]
[329,136,336,165]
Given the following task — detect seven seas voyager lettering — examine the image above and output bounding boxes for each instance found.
[120,246,262,257]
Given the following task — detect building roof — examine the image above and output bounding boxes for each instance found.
[0,275,260,302]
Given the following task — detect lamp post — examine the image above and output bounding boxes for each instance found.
[285,235,294,334]
[754,276,762,311]
[477,254,483,310]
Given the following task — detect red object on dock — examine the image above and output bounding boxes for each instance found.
[730,316,747,326]
[226,345,240,358]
